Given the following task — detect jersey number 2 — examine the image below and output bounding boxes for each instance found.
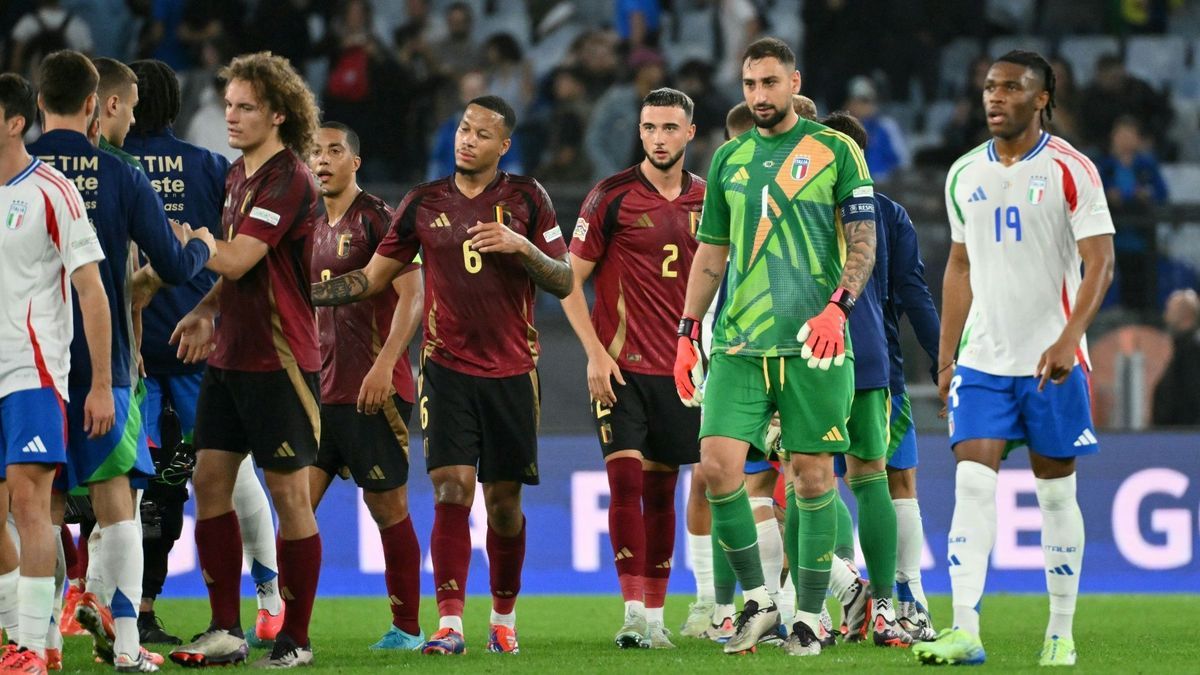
[993,206,1022,242]
[661,244,679,278]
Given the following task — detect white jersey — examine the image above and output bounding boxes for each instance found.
[945,132,1115,377]
[0,159,104,400]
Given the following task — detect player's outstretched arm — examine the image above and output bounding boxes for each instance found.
[171,279,222,364]
[682,242,728,319]
[71,262,115,439]
[937,242,972,409]
[1036,234,1115,390]
[358,269,424,415]
[311,252,406,306]
[560,254,625,405]
[207,234,269,281]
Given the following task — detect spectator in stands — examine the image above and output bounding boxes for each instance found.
[483,33,534,119]
[1080,53,1172,153]
[144,0,190,70]
[844,76,910,182]
[1047,57,1083,143]
[391,21,439,181]
[570,29,621,100]
[245,0,314,70]
[584,47,666,181]
[675,59,730,174]
[7,0,93,78]
[431,1,480,80]
[714,0,762,90]
[615,0,660,48]
[1100,116,1170,314]
[1152,289,1200,426]
[179,0,247,66]
[534,66,593,183]
[428,69,523,180]
[924,55,991,166]
[64,0,136,61]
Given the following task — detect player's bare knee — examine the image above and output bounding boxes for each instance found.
[364,488,409,528]
[483,483,523,534]
[791,456,834,498]
[1030,452,1075,480]
[746,470,775,498]
[887,467,917,499]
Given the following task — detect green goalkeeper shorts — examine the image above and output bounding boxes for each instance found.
[846,386,890,463]
[699,352,853,455]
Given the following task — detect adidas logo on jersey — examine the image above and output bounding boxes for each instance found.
[967,186,987,203]
[20,436,48,454]
[821,427,844,442]
[1072,429,1098,447]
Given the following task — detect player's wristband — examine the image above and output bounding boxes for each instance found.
[829,288,856,316]
[677,315,702,340]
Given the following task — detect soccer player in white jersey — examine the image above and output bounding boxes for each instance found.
[913,50,1114,667]
[0,72,113,674]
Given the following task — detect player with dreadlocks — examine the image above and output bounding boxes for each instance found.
[123,59,285,648]
[914,50,1114,667]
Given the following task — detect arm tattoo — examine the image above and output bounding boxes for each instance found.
[522,243,573,299]
[837,218,876,297]
[311,270,369,306]
[702,267,722,282]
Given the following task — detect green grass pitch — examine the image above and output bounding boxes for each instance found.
[58,594,1191,672]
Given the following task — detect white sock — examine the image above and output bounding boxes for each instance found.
[828,556,859,604]
[623,599,644,615]
[778,572,796,626]
[86,527,105,600]
[47,526,65,651]
[645,606,663,624]
[714,603,735,623]
[439,614,463,633]
[742,584,770,608]
[948,462,997,636]
[233,457,281,615]
[893,498,929,610]
[754,517,783,606]
[1036,474,1084,642]
[100,520,143,659]
[0,567,20,637]
[686,532,714,603]
[488,609,515,627]
[17,576,54,657]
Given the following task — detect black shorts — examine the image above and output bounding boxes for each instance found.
[315,396,412,491]
[420,359,540,485]
[194,366,319,471]
[593,371,700,466]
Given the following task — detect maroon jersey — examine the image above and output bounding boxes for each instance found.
[375,172,568,378]
[570,165,705,376]
[209,149,323,373]
[312,191,420,404]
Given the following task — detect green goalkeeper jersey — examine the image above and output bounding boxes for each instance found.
[698,117,873,357]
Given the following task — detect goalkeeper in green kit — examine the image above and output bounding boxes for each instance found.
[673,37,878,656]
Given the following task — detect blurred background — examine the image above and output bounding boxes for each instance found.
[6,0,1200,436]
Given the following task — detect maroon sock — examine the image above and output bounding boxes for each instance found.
[606,457,644,602]
[379,517,421,635]
[642,470,679,610]
[195,511,243,630]
[278,533,322,646]
[431,503,471,619]
[75,531,88,585]
[61,525,80,581]
[486,518,525,615]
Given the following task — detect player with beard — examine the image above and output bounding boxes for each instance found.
[306,122,425,651]
[311,95,572,656]
[559,88,705,650]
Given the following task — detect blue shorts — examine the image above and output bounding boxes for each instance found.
[141,373,202,447]
[66,384,155,490]
[947,364,1099,459]
[0,387,68,479]
[886,391,918,470]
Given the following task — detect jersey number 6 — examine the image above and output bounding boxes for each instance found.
[462,240,483,273]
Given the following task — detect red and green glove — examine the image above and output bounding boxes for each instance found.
[797,288,855,370]
[674,315,706,407]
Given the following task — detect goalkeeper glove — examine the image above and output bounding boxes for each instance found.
[674,315,706,407]
[797,288,854,370]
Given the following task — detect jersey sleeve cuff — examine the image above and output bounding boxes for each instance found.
[695,232,730,245]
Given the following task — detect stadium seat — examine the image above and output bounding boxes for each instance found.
[660,9,715,71]
[987,36,1047,59]
[526,22,585,80]
[477,3,532,50]
[1162,164,1200,204]
[937,37,983,97]
[1125,36,1187,90]
[1058,35,1121,87]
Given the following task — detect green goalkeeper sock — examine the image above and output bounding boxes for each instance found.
[707,484,766,593]
[793,489,837,616]
[711,523,736,605]
[784,482,799,607]
[834,488,856,561]
[848,471,898,599]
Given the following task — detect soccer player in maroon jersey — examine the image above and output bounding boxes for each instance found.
[559,88,704,650]
[311,95,572,656]
[305,122,426,651]
[167,52,324,669]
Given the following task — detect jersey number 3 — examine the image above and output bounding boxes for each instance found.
[993,206,1022,243]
